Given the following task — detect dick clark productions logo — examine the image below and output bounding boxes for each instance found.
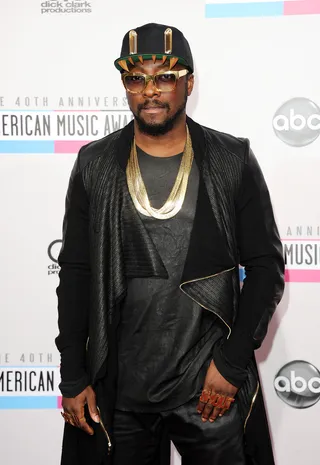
[274,361,320,409]
[273,98,320,147]
[48,240,62,263]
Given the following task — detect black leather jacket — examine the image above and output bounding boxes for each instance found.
[56,116,284,465]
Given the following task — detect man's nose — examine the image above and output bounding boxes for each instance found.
[143,78,161,98]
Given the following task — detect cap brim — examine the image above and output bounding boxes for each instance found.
[114,53,192,72]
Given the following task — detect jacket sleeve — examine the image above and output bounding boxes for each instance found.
[55,152,91,397]
[213,140,285,387]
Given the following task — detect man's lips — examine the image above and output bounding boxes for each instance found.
[141,106,166,114]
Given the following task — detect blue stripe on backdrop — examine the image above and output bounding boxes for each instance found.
[0,141,54,153]
[205,1,284,18]
[0,397,57,409]
[239,267,246,281]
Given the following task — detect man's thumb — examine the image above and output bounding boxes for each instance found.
[87,392,100,423]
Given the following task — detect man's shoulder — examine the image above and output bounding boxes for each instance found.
[76,128,122,171]
[200,123,249,163]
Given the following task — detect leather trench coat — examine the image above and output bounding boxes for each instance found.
[57,116,285,465]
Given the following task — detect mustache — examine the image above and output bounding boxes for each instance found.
[137,100,170,112]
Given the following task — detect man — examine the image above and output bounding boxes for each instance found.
[56,23,284,465]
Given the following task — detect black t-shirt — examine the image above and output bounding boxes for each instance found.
[116,147,224,412]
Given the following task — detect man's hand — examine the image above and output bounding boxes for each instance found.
[61,385,100,435]
[197,360,238,423]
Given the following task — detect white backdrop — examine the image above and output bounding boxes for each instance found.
[1,1,320,464]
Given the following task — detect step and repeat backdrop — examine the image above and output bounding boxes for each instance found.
[1,1,320,464]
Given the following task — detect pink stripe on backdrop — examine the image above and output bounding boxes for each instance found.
[57,396,62,409]
[285,269,320,282]
[54,141,92,154]
[284,0,320,15]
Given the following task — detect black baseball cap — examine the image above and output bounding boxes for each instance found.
[114,23,194,73]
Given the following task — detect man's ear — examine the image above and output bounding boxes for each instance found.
[187,74,194,96]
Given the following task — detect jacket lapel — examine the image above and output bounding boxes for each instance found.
[115,122,168,279]
[181,117,234,284]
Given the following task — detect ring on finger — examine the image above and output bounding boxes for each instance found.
[199,389,211,403]
[209,393,235,410]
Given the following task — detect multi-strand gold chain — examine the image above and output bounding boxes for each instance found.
[126,126,194,220]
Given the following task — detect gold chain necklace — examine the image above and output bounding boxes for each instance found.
[126,126,194,220]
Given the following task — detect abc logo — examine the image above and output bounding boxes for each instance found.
[48,239,62,263]
[274,360,320,409]
[273,97,320,147]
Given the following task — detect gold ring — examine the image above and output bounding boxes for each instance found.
[209,393,235,410]
[199,389,211,403]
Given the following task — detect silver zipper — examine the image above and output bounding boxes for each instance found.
[180,267,259,430]
[179,267,235,338]
[96,406,112,454]
[244,381,259,431]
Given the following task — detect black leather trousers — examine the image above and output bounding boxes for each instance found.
[112,391,246,465]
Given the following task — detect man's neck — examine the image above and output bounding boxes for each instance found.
[134,115,187,158]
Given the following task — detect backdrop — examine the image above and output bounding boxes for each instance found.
[1,1,320,464]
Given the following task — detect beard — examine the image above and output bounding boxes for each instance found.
[132,92,188,136]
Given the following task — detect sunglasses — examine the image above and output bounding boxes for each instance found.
[121,69,189,94]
